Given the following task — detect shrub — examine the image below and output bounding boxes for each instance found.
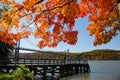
[11,64,34,80]
[0,64,34,80]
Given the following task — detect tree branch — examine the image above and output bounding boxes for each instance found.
[14,0,44,13]
[23,0,74,20]
[43,0,74,12]
[35,0,44,5]
[1,0,44,18]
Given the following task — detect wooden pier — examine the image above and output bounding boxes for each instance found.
[0,58,90,77]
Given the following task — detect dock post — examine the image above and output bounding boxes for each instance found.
[52,66,55,76]
[59,65,64,77]
[78,64,82,73]
[74,66,79,74]
[43,66,47,78]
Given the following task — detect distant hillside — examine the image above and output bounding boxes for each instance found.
[19,49,120,60]
[76,49,120,60]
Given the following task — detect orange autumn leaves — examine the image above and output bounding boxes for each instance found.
[80,0,120,46]
[0,0,119,48]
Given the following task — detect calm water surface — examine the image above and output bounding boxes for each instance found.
[60,60,120,80]
[33,61,120,80]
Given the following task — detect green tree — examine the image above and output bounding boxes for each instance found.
[0,41,14,64]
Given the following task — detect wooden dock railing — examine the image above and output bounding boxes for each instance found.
[0,58,88,66]
[0,58,90,77]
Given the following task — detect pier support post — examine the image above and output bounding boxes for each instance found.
[80,66,82,73]
[52,66,55,76]
[75,66,79,74]
[43,66,47,77]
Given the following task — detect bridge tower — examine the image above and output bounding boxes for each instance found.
[15,40,20,59]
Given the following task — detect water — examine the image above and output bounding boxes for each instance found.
[33,60,120,80]
[60,60,120,80]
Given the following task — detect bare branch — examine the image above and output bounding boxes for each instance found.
[35,0,44,5]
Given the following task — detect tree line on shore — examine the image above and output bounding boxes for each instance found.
[76,49,120,60]
[19,49,120,60]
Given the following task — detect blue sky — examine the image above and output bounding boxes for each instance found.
[20,16,120,53]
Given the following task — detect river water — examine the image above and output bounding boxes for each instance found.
[33,60,120,80]
[60,60,120,80]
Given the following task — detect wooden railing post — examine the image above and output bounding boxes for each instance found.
[44,59,46,65]
[24,58,25,64]
[30,58,32,66]
[70,59,71,64]
[57,59,58,65]
[37,59,39,65]
[53,59,54,64]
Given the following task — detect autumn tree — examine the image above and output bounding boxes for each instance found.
[0,3,14,64]
[0,0,119,48]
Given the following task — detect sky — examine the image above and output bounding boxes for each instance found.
[19,15,120,53]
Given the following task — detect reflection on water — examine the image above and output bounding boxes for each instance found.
[33,74,90,80]
[32,76,59,80]
[33,61,120,80]
[60,73,90,80]
[60,60,120,80]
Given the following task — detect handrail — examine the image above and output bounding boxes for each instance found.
[0,58,88,66]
